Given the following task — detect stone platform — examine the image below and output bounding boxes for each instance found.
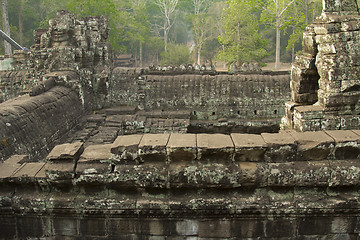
[1,130,360,239]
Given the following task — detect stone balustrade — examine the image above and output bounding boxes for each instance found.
[1,130,360,190]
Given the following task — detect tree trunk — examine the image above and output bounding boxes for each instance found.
[2,0,11,56]
[139,41,143,67]
[197,47,201,65]
[18,0,24,46]
[164,22,168,52]
[275,17,281,70]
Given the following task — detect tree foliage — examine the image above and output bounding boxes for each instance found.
[218,0,268,66]
[160,42,191,65]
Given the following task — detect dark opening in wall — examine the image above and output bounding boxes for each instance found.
[237,111,240,115]
[274,110,278,114]
[254,110,257,115]
[193,111,197,115]
[212,112,216,116]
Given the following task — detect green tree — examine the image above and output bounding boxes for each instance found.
[259,0,296,69]
[218,0,268,67]
[160,42,191,65]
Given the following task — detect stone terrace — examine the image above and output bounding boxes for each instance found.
[2,131,360,238]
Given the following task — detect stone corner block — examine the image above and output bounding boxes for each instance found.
[197,134,234,162]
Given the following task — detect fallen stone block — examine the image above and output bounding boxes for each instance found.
[262,132,296,162]
[46,142,84,162]
[326,130,360,159]
[197,134,234,162]
[138,134,170,163]
[111,135,143,163]
[289,131,335,161]
[167,133,196,162]
[231,133,267,162]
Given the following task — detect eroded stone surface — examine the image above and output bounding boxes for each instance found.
[138,134,170,163]
[46,142,84,162]
[289,131,335,160]
[231,133,267,162]
[111,135,143,163]
[79,144,112,163]
[197,134,234,162]
[262,132,296,162]
[167,134,196,162]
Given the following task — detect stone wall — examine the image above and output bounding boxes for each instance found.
[109,68,291,121]
[1,130,360,238]
[0,86,84,162]
[282,0,360,131]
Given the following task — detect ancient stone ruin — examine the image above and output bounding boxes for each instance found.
[1,3,360,239]
[282,0,360,131]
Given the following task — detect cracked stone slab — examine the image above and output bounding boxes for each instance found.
[167,134,196,162]
[4,155,28,165]
[197,134,234,162]
[261,132,296,162]
[139,134,170,163]
[79,144,112,163]
[231,134,267,162]
[326,130,360,159]
[111,135,143,163]
[289,131,335,161]
[12,162,46,178]
[46,142,84,162]
[0,163,23,179]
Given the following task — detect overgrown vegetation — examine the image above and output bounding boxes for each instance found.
[1,0,322,68]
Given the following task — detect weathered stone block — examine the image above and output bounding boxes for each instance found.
[139,134,170,163]
[198,220,231,238]
[12,162,46,178]
[314,23,341,35]
[111,135,143,163]
[39,162,75,180]
[231,133,267,162]
[167,134,196,162]
[267,161,330,187]
[53,217,79,237]
[262,132,296,162]
[298,217,332,235]
[4,155,28,165]
[197,134,234,162]
[46,142,84,162]
[231,220,264,238]
[108,219,136,235]
[265,219,296,238]
[329,160,360,186]
[326,130,360,159]
[80,218,107,237]
[114,163,168,188]
[289,131,334,161]
[76,163,110,175]
[176,219,198,236]
[79,144,112,163]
